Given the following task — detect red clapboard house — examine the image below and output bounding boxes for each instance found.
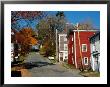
[67,25,98,69]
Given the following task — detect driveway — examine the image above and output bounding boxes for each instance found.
[23,52,83,77]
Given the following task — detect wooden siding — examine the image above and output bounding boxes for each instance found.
[68,31,96,69]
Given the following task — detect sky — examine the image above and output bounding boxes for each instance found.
[16,11,100,30]
[64,11,100,29]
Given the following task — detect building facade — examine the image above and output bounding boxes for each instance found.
[58,34,68,62]
[90,32,100,72]
[68,29,97,69]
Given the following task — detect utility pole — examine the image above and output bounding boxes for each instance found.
[56,29,58,62]
[77,23,84,70]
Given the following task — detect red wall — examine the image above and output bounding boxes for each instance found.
[75,32,95,68]
[68,34,73,65]
[68,31,95,69]
[68,33,75,66]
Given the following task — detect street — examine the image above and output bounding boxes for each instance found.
[23,52,83,77]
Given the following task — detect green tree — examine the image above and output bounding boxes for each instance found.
[37,11,66,57]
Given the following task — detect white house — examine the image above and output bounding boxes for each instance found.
[11,43,14,62]
[90,32,100,72]
[11,29,21,63]
[58,33,68,62]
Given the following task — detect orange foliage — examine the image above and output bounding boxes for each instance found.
[13,28,38,55]
[15,28,38,45]
[15,32,25,44]
[29,37,38,45]
[20,28,33,38]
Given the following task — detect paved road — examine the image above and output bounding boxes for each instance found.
[24,52,83,77]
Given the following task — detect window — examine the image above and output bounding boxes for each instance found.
[65,52,68,58]
[65,52,68,56]
[84,57,88,65]
[64,44,68,50]
[64,36,67,41]
[93,44,95,51]
[92,38,95,43]
[82,44,87,52]
[65,56,67,59]
[60,52,63,57]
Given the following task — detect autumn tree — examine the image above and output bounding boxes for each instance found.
[15,28,38,55]
[15,32,25,44]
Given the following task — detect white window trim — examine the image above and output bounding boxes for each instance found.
[82,44,87,52]
[84,57,88,65]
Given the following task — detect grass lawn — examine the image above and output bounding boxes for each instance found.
[79,71,100,77]
[62,63,76,69]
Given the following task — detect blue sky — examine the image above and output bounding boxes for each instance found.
[16,11,100,30]
[64,11,100,29]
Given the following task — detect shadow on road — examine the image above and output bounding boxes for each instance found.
[24,61,55,69]
[11,71,21,77]
[12,61,55,70]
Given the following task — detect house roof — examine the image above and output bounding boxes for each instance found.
[72,29,99,32]
[89,31,100,40]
